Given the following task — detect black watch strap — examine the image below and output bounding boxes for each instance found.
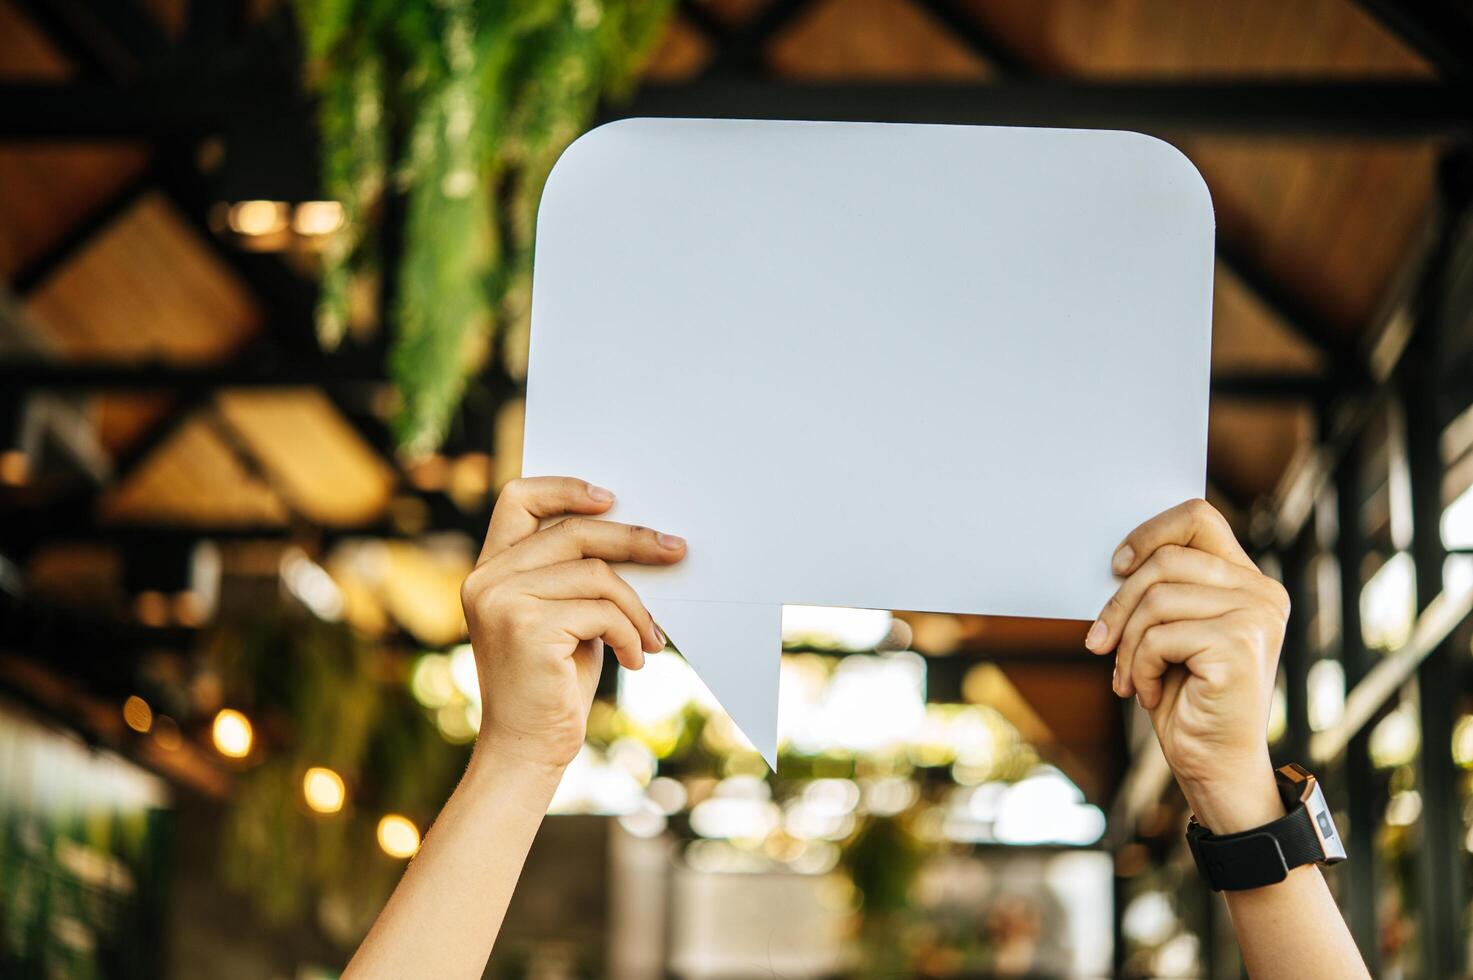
[1186,764,1345,892]
[1187,807,1325,891]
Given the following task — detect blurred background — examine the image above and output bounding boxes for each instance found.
[1,0,1472,977]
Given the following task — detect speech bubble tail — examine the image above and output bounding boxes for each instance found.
[647,598,782,771]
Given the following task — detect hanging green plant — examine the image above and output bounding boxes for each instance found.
[292,0,674,455]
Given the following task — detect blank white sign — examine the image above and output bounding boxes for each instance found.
[523,118,1215,766]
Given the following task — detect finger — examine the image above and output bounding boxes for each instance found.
[515,559,664,652]
[480,477,615,563]
[1086,544,1258,654]
[549,598,646,670]
[501,517,686,572]
[1112,499,1256,577]
[1126,618,1219,711]
[1115,583,1249,698]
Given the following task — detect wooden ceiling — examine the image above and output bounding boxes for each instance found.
[0,0,1454,803]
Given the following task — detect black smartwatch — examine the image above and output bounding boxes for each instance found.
[1186,763,1347,892]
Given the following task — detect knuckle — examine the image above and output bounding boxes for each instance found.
[1137,625,1160,657]
[559,516,585,537]
[1135,552,1165,580]
[459,575,481,614]
[1140,583,1166,616]
[1154,543,1186,568]
[1263,578,1291,618]
[500,478,527,502]
[1185,497,1215,522]
[475,582,508,618]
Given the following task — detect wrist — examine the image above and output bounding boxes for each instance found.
[467,736,568,811]
[1178,758,1284,835]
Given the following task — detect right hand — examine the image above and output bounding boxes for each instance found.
[460,477,687,770]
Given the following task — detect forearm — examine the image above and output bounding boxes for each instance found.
[1183,768,1370,980]
[1223,865,1369,980]
[345,745,564,979]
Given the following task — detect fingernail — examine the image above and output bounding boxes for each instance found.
[587,485,614,502]
[656,532,685,550]
[652,624,666,649]
[1111,544,1135,575]
[1085,619,1107,650]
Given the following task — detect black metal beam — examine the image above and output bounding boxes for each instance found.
[1209,371,1334,402]
[1354,0,1473,82]
[908,0,1031,76]
[611,78,1473,138]
[1334,434,1381,974]
[1277,527,1314,765]
[0,359,1322,399]
[0,357,389,393]
[1405,367,1464,979]
[702,0,818,76]
[7,78,1471,140]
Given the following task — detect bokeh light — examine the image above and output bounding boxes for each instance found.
[122,695,153,734]
[303,767,346,815]
[377,814,421,858]
[211,709,253,759]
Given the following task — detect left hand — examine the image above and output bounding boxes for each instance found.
[1084,499,1292,832]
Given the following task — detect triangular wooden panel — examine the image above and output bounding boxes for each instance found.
[958,0,1433,78]
[642,13,712,81]
[101,413,289,527]
[1208,399,1315,500]
[1211,263,1325,375]
[770,0,992,79]
[24,193,261,363]
[214,388,396,528]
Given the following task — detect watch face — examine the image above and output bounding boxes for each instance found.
[1305,781,1347,863]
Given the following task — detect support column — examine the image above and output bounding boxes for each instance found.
[1335,437,1381,973]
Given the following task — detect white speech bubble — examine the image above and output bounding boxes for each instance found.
[522,118,1214,768]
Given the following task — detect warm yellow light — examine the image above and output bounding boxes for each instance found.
[0,449,28,486]
[122,695,153,733]
[303,766,346,814]
[228,200,289,237]
[134,590,169,628]
[292,200,345,236]
[172,591,205,628]
[1453,714,1473,769]
[212,708,253,759]
[377,814,420,858]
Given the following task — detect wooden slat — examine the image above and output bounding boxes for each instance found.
[769,0,992,79]
[23,192,261,362]
[962,0,1433,78]
[1208,399,1315,498]
[214,388,396,527]
[643,13,714,81]
[1184,138,1438,332]
[101,413,289,526]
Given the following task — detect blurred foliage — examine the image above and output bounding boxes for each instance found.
[845,815,925,919]
[291,0,674,455]
[204,615,468,942]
